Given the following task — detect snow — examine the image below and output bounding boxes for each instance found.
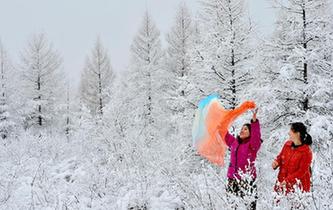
[0,0,332,209]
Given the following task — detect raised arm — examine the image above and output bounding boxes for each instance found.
[249,119,261,151]
[248,108,261,151]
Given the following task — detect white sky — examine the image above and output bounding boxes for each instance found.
[0,0,275,85]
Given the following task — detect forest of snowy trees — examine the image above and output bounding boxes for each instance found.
[0,0,332,209]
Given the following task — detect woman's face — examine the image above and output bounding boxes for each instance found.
[239,125,250,140]
[288,128,301,144]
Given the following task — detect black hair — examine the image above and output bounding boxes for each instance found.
[236,122,264,143]
[290,122,312,145]
[243,123,251,133]
[237,123,251,141]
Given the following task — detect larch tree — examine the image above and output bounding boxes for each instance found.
[20,34,64,129]
[166,2,195,109]
[79,38,114,117]
[164,2,197,160]
[166,2,194,85]
[0,41,15,139]
[129,10,163,144]
[64,81,76,139]
[197,0,256,109]
[261,0,333,125]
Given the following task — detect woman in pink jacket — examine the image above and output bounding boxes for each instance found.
[224,108,261,210]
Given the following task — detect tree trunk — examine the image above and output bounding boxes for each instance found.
[37,75,42,126]
[302,4,309,112]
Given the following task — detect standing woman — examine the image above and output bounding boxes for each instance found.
[223,108,261,210]
[272,122,313,194]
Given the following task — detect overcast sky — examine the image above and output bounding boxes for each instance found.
[0,0,275,85]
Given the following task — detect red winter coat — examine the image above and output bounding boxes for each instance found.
[274,141,312,193]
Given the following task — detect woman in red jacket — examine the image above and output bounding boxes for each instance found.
[272,122,313,194]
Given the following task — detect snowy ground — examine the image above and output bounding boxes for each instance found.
[0,123,331,210]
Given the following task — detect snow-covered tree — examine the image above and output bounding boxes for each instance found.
[62,82,78,139]
[129,10,163,144]
[19,34,64,129]
[166,2,194,80]
[79,38,114,117]
[0,41,15,139]
[252,1,333,208]
[163,3,199,164]
[166,2,196,103]
[1,2,333,209]
[196,0,256,109]
[258,0,333,144]
[261,0,333,125]
[131,11,163,66]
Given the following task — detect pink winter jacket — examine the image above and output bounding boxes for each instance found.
[225,120,261,180]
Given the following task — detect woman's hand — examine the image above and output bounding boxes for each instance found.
[272,160,279,170]
[252,108,258,122]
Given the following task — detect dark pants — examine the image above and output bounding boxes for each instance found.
[227,179,258,210]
